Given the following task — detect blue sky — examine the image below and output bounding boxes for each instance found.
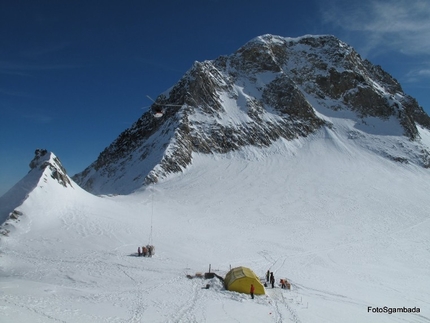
[1,0,429,196]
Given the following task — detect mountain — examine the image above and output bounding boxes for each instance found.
[0,149,74,233]
[72,34,430,195]
[2,34,430,322]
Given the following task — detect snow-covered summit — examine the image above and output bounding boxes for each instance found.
[29,149,69,183]
[26,148,72,189]
[73,34,430,195]
[0,149,74,232]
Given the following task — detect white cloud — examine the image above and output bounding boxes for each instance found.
[322,0,430,56]
[405,65,430,83]
[417,69,430,77]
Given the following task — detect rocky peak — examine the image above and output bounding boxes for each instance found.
[29,148,49,169]
[73,34,430,195]
[30,149,72,188]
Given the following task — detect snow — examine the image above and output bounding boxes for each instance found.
[1,114,430,322]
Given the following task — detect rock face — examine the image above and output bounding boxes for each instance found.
[73,34,430,195]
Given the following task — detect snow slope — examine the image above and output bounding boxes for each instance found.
[1,120,430,322]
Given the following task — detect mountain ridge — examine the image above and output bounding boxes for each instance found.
[70,34,430,195]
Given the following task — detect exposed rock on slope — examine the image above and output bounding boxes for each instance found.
[73,34,430,195]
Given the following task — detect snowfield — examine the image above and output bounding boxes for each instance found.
[1,119,430,322]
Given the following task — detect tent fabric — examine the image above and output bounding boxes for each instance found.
[224,266,265,295]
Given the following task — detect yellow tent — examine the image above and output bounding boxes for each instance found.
[224,266,265,295]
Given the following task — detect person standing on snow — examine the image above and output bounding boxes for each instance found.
[250,284,255,299]
[270,272,275,288]
[266,270,270,282]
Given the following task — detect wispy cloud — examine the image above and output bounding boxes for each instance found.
[0,104,54,124]
[0,60,80,76]
[23,113,54,124]
[0,88,32,98]
[405,62,430,83]
[321,0,430,56]
[19,42,72,59]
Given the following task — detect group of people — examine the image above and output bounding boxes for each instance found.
[266,270,275,288]
[138,245,154,257]
[249,270,289,299]
[265,270,289,289]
